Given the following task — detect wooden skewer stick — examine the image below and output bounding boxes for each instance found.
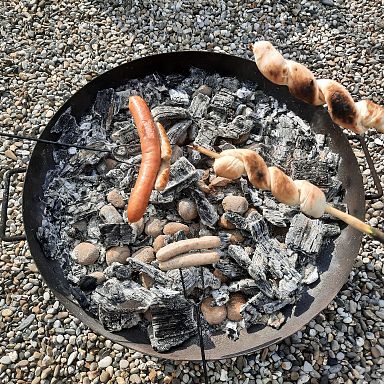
[190,144,384,244]
[324,205,384,244]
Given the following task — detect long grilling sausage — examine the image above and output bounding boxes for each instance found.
[127,96,161,223]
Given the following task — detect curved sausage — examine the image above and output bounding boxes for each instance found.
[127,96,161,223]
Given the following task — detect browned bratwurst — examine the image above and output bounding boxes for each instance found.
[127,96,161,223]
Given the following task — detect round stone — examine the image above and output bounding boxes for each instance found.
[201,297,227,325]
[106,189,125,208]
[1,308,13,317]
[98,356,113,369]
[99,205,123,224]
[132,247,155,263]
[177,199,198,221]
[72,243,99,265]
[222,195,249,214]
[281,361,292,370]
[145,218,165,238]
[106,246,131,265]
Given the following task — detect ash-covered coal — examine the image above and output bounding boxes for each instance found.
[37,68,344,352]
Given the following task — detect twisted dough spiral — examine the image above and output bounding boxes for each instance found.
[213,149,326,218]
[252,41,384,134]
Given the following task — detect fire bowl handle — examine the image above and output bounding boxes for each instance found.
[347,135,383,201]
[0,168,27,242]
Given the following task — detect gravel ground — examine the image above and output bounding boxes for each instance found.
[1,0,383,383]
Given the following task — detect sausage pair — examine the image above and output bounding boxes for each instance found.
[127,96,171,223]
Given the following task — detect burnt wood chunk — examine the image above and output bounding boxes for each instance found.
[189,93,210,118]
[214,258,248,280]
[285,213,340,255]
[166,120,192,145]
[228,245,252,269]
[291,159,332,187]
[93,88,118,132]
[151,105,189,124]
[193,119,219,148]
[240,293,268,328]
[218,115,253,141]
[169,89,190,105]
[210,88,235,112]
[191,189,219,228]
[99,223,135,248]
[148,288,197,352]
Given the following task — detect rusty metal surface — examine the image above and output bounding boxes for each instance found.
[22,52,365,360]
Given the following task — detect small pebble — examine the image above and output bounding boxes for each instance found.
[106,189,125,208]
[222,195,249,214]
[133,246,155,263]
[106,246,131,265]
[98,356,113,369]
[72,243,99,265]
[99,205,123,224]
[145,218,165,238]
[177,198,198,221]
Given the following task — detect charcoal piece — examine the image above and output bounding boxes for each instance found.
[116,90,132,110]
[188,93,210,118]
[151,106,189,124]
[263,298,294,314]
[248,249,267,282]
[87,216,101,239]
[111,122,140,144]
[248,214,270,240]
[93,278,154,313]
[105,259,170,286]
[218,115,253,141]
[166,268,199,293]
[169,89,190,105]
[69,286,89,308]
[222,212,248,230]
[228,245,252,269]
[325,179,344,201]
[210,89,235,112]
[248,187,263,207]
[240,293,267,327]
[225,321,240,341]
[78,275,99,292]
[285,213,340,255]
[93,88,118,132]
[51,110,83,147]
[193,119,219,148]
[252,236,301,281]
[157,157,200,197]
[191,189,219,228]
[214,258,248,279]
[66,263,87,285]
[278,275,301,298]
[267,312,286,329]
[99,306,141,332]
[166,120,192,145]
[236,87,254,101]
[99,223,135,248]
[148,288,197,352]
[211,288,230,306]
[149,191,175,204]
[290,159,332,187]
[228,279,260,296]
[195,268,221,290]
[302,264,319,284]
[262,208,287,227]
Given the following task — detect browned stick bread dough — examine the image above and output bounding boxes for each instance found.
[252,41,384,134]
